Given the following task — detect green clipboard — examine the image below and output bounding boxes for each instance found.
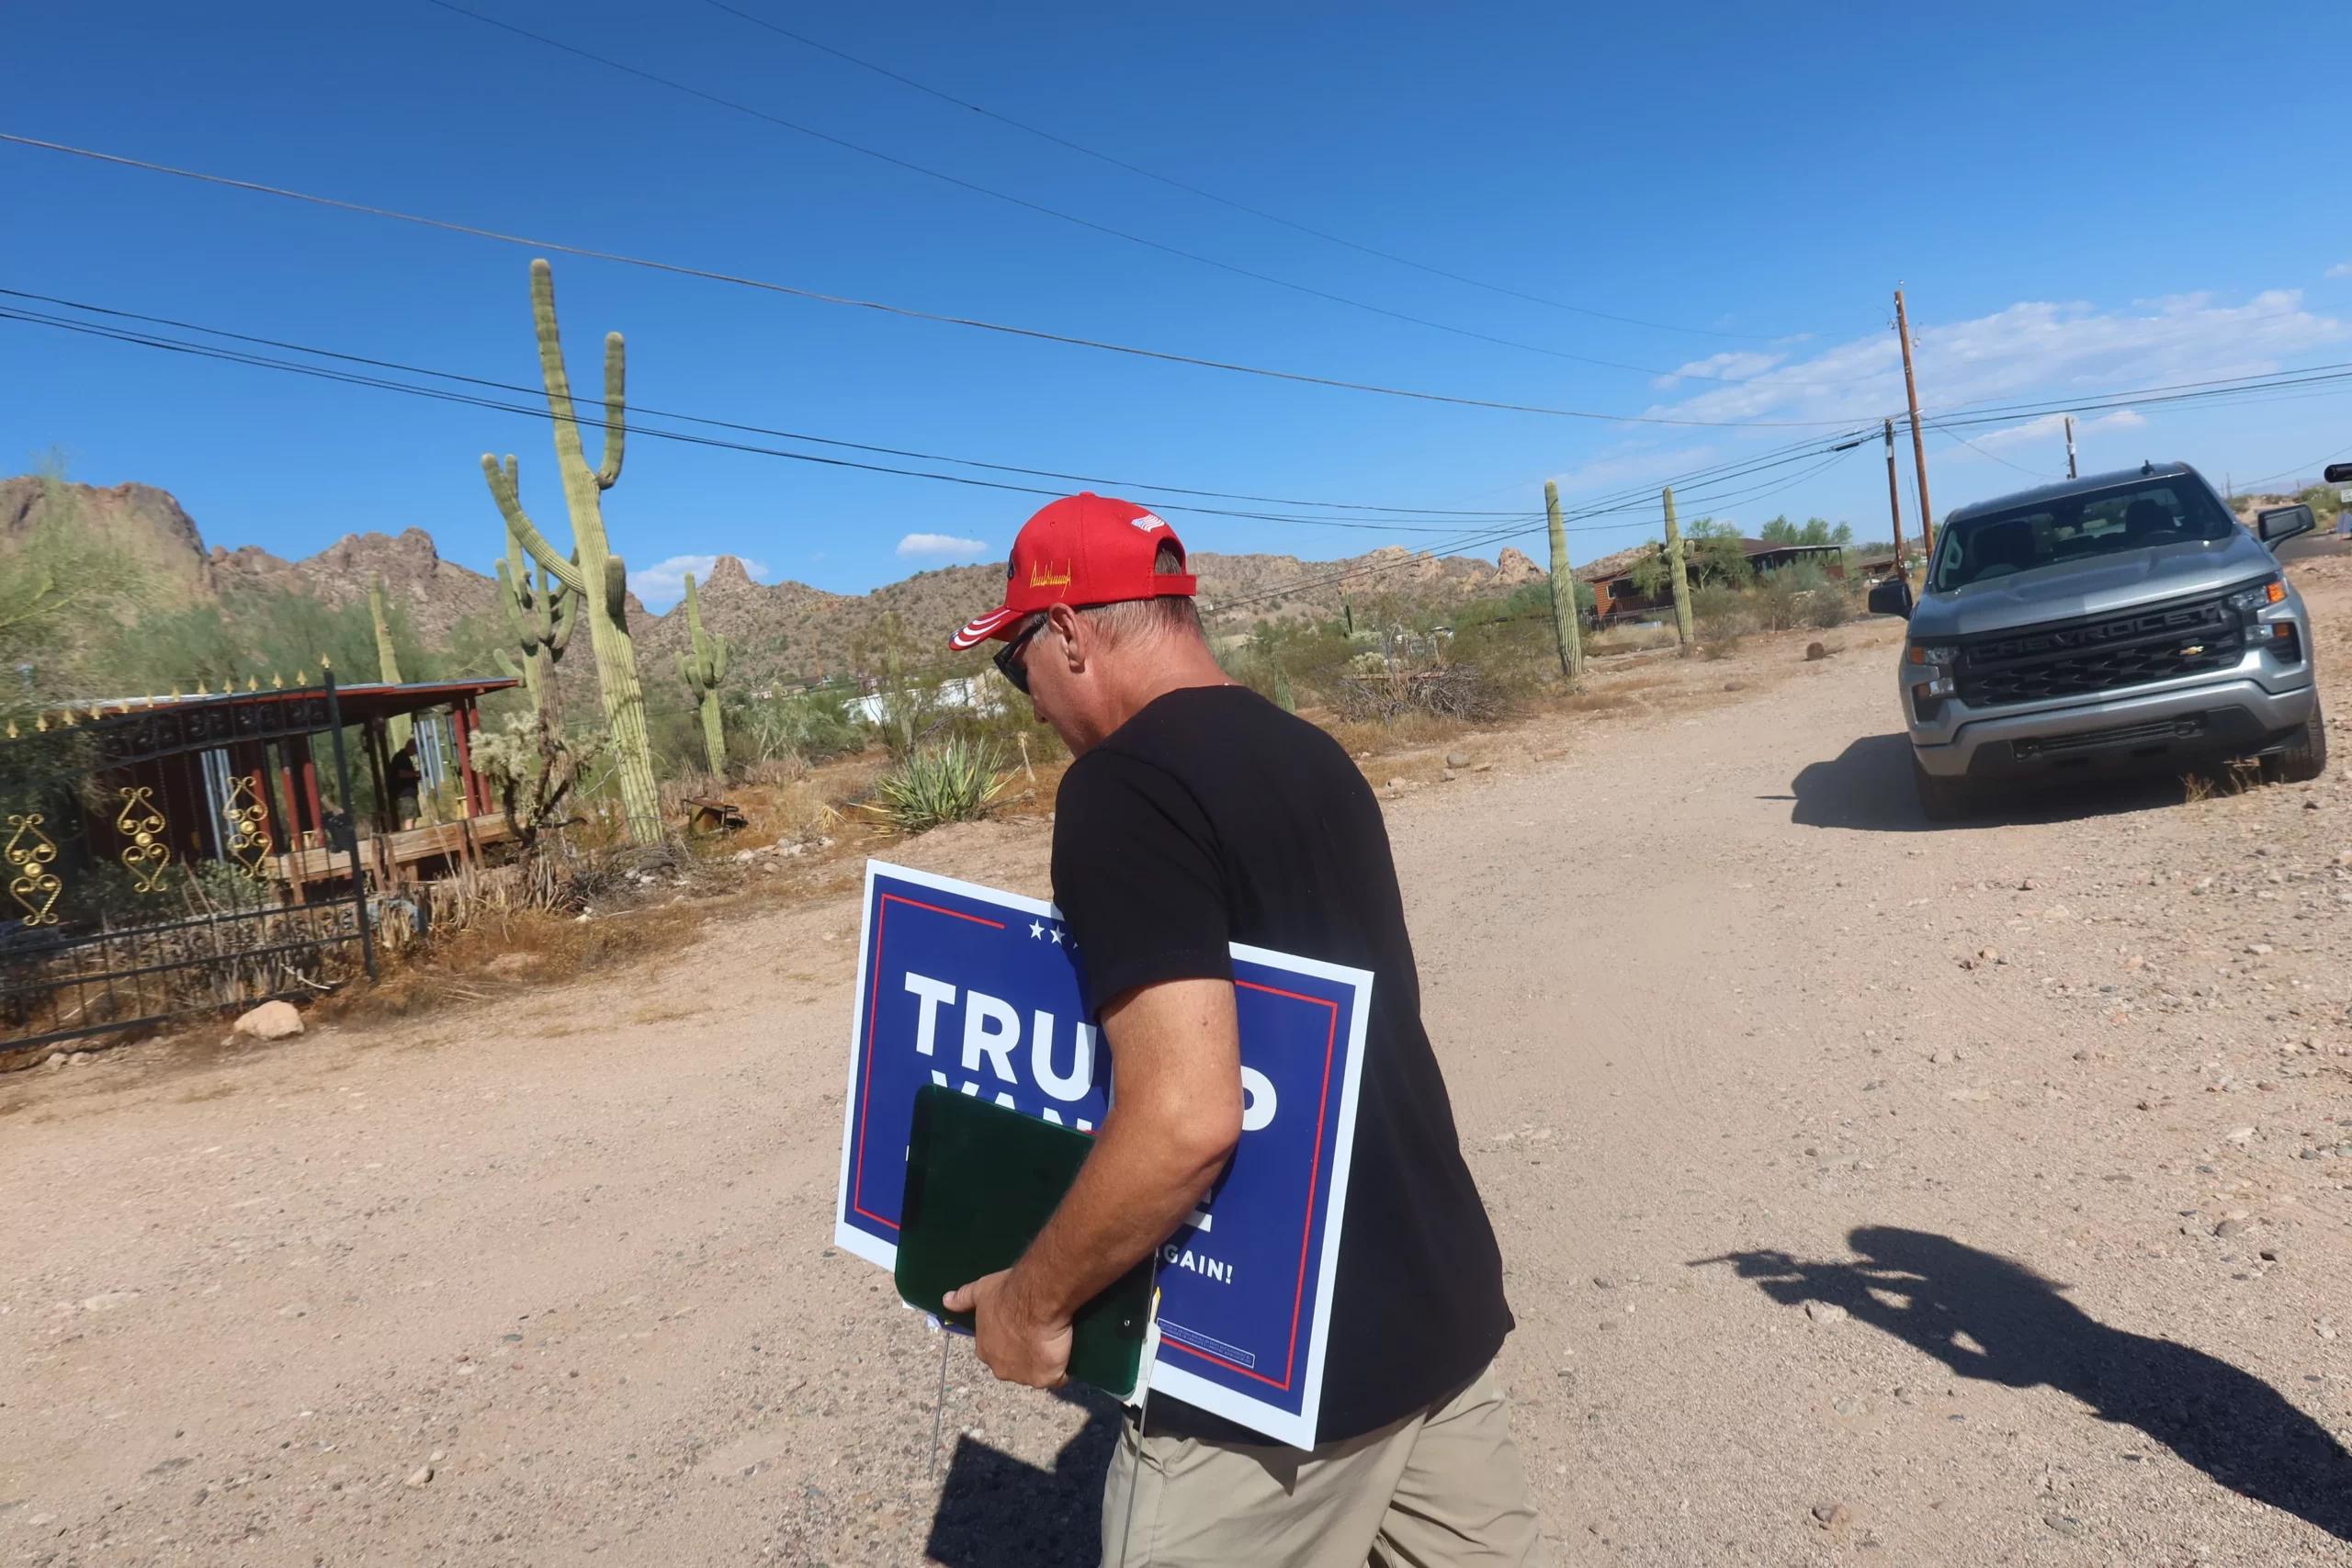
[895,1085,1157,1403]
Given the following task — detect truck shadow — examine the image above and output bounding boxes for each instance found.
[1694,1227,2352,1543]
[925,1385,1120,1567]
[1787,733,2189,831]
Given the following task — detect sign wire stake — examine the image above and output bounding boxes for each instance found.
[928,1325,951,1482]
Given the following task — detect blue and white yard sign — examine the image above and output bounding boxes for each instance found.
[834,861,1371,1449]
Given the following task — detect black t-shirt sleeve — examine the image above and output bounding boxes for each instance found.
[1051,747,1233,1015]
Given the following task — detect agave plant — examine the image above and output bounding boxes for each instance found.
[867,737,1009,834]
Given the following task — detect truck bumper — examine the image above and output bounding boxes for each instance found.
[1912,673,2316,779]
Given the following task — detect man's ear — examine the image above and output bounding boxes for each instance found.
[1045,603,1089,673]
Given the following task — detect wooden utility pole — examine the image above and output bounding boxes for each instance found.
[1894,288,1935,558]
[1661,486,1695,655]
[1543,480,1587,680]
[2064,414,2078,479]
[1882,418,1908,576]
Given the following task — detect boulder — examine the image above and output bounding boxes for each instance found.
[232,999,305,1041]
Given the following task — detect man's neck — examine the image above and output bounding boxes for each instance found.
[1097,638,1235,739]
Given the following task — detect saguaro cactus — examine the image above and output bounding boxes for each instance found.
[1543,480,1587,681]
[368,581,413,751]
[1661,485,1695,656]
[480,258,661,844]
[492,526,576,728]
[676,570,729,776]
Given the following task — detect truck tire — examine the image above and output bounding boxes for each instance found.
[1912,752,1977,822]
[2264,700,2329,784]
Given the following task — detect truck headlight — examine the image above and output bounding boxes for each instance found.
[2227,577,2287,618]
[1906,643,1958,718]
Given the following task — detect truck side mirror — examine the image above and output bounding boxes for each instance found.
[1866,576,1914,618]
[2256,503,2315,547]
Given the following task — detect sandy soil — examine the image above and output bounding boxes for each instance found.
[6,563,2352,1568]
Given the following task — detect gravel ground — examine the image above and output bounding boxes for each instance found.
[6,559,2351,1567]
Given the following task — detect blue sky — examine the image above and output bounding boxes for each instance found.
[8,0,2351,611]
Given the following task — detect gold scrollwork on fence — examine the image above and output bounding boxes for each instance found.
[222,775,273,879]
[5,812,62,926]
[115,785,174,894]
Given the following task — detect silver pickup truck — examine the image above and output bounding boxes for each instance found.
[1868,461,2324,820]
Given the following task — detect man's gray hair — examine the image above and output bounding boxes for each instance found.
[1080,542,1203,645]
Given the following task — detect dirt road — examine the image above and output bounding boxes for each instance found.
[7,584,2352,1567]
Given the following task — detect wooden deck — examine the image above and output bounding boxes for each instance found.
[270,814,514,886]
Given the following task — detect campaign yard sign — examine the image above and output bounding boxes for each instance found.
[835,861,1370,1449]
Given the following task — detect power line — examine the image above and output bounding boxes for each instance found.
[0,303,1548,534]
[1209,437,1871,613]
[2237,441,2352,492]
[1927,423,2061,481]
[424,0,1826,387]
[695,0,1817,345]
[0,132,1871,430]
[0,286,1544,522]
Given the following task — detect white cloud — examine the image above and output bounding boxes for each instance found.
[1546,443,1722,496]
[896,532,989,560]
[2328,261,2352,279]
[1962,408,2145,453]
[1649,351,1783,390]
[1645,288,2348,429]
[633,553,772,613]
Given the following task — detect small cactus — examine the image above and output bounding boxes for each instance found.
[368,581,413,751]
[676,570,729,776]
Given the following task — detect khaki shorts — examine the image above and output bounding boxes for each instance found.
[1101,1360,1553,1567]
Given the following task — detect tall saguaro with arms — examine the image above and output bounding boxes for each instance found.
[480,258,660,844]
[678,570,729,777]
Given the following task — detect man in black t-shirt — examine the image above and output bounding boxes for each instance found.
[940,493,1547,1566]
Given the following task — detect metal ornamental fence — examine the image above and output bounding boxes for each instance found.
[2,671,375,1056]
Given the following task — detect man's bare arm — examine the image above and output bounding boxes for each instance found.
[944,976,1242,1386]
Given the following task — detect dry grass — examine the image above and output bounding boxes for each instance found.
[318,901,707,1029]
[1586,622,1681,655]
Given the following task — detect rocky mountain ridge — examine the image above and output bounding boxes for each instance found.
[3,477,1547,686]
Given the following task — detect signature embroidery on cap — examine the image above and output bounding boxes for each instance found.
[1130,513,1169,533]
[1029,561,1074,589]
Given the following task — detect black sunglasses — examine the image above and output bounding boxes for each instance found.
[994,616,1045,695]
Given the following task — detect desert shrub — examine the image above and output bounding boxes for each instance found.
[868,738,1008,833]
[1690,582,1750,642]
[1335,663,1510,725]
[945,697,1067,769]
[1804,580,1858,629]
[1751,570,1809,631]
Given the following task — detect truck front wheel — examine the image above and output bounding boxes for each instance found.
[1912,752,1977,823]
[2263,700,2329,784]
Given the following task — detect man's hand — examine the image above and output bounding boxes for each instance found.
[943,1269,1073,1390]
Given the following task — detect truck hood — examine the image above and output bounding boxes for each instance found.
[1908,532,2278,640]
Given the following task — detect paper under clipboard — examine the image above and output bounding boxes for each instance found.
[894,1084,1159,1404]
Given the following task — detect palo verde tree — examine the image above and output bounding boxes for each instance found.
[479,258,661,844]
[676,570,729,776]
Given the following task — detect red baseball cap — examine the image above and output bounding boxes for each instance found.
[947,492,1197,649]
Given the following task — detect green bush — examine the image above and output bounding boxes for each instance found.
[1690,582,1749,643]
[1804,578,1858,629]
[1751,570,1809,630]
[869,738,1008,833]
[733,688,863,765]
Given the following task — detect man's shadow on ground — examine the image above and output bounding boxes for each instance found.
[1697,1226,2352,1542]
[926,1385,1121,1567]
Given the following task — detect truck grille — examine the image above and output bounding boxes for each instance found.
[1954,595,2243,707]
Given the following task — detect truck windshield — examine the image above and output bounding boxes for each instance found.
[1930,478,2237,592]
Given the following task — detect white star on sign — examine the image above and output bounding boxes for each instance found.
[1050,927,1065,945]
[1028,919,1045,940]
